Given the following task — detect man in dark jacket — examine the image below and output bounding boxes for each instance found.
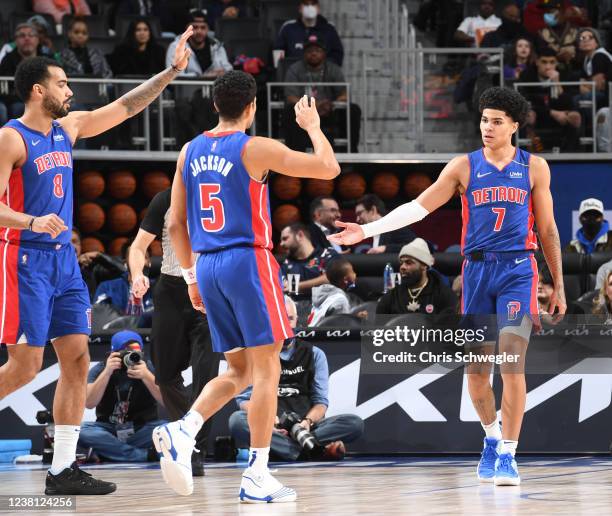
[376,238,456,315]
[565,198,612,254]
[275,0,344,66]
[355,194,416,254]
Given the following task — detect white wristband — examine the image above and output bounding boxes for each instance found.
[181,265,197,284]
[362,200,429,239]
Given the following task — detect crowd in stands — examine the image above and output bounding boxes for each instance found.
[0,0,359,152]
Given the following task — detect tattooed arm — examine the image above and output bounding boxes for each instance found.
[531,155,566,318]
[60,27,193,141]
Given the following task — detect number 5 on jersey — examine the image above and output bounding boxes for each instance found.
[200,183,225,232]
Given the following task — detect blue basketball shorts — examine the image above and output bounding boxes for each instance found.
[196,246,294,353]
[461,251,540,331]
[0,241,91,346]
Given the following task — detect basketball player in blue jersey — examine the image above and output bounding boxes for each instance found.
[330,87,567,486]
[0,28,194,495]
[154,71,339,502]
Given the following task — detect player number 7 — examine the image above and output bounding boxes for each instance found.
[492,207,506,232]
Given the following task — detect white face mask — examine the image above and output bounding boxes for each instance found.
[302,5,318,19]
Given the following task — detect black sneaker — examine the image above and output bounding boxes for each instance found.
[191,450,205,477]
[45,462,116,495]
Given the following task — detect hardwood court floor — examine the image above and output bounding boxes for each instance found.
[0,457,610,515]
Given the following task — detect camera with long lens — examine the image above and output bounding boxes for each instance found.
[119,349,144,369]
[278,411,318,451]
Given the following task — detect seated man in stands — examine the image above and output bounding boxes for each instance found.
[79,331,166,462]
[454,0,501,47]
[229,296,364,461]
[275,0,344,66]
[355,194,416,254]
[376,238,456,315]
[283,35,361,153]
[519,47,581,151]
[309,257,361,326]
[280,223,338,301]
[309,195,343,252]
[592,271,612,324]
[565,198,612,254]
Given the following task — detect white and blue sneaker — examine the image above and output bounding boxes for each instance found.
[494,452,521,486]
[477,437,499,482]
[239,468,297,503]
[153,421,196,496]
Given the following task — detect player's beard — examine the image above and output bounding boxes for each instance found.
[43,93,70,119]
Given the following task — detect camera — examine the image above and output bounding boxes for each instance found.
[119,349,144,368]
[278,411,318,451]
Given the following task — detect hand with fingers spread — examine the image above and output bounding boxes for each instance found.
[188,282,206,314]
[294,95,321,132]
[31,213,68,239]
[172,25,194,71]
[327,220,366,246]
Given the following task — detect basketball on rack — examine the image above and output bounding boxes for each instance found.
[107,170,137,199]
[78,170,105,201]
[336,173,366,200]
[372,172,400,200]
[272,175,302,200]
[305,178,335,198]
[80,236,105,253]
[272,204,301,231]
[78,202,105,233]
[404,172,432,199]
[142,170,171,199]
[108,237,129,257]
[107,203,138,235]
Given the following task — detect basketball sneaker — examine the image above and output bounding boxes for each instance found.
[153,421,196,496]
[239,468,297,503]
[45,462,116,495]
[477,437,499,482]
[494,452,521,486]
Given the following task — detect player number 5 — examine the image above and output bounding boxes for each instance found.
[199,183,225,232]
[492,207,506,232]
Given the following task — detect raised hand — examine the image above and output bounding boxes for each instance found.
[172,26,194,71]
[295,95,320,132]
[327,220,366,246]
[31,214,68,239]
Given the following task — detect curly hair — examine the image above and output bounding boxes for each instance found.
[212,70,257,121]
[478,86,530,127]
[15,56,63,102]
[592,270,612,316]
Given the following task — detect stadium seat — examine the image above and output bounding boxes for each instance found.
[225,37,271,65]
[315,314,362,328]
[350,301,378,323]
[215,17,262,42]
[115,15,162,40]
[563,275,581,303]
[88,36,118,58]
[102,315,140,331]
[260,0,300,35]
[62,14,109,38]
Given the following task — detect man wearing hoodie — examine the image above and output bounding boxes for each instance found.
[308,257,358,326]
[376,238,456,315]
[565,198,612,254]
[275,0,344,67]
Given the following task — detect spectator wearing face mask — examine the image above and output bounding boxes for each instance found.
[535,1,582,72]
[565,198,612,254]
[376,239,456,315]
[481,2,529,51]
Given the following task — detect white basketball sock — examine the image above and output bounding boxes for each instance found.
[49,425,80,475]
[501,440,518,456]
[247,447,270,475]
[181,409,204,439]
[481,416,502,441]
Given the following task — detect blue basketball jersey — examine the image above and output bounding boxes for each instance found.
[461,147,538,255]
[183,131,274,253]
[2,119,73,246]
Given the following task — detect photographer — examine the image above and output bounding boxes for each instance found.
[228,297,364,461]
[78,331,166,462]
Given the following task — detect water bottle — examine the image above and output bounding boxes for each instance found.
[127,291,143,316]
[383,263,394,294]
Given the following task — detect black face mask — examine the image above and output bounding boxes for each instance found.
[402,269,423,288]
[582,219,602,235]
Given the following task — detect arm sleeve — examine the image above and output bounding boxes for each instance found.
[310,347,329,407]
[362,200,429,239]
[87,362,105,384]
[140,190,170,238]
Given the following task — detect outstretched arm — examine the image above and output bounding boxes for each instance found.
[531,156,566,318]
[328,155,466,246]
[61,27,193,140]
[243,96,340,181]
